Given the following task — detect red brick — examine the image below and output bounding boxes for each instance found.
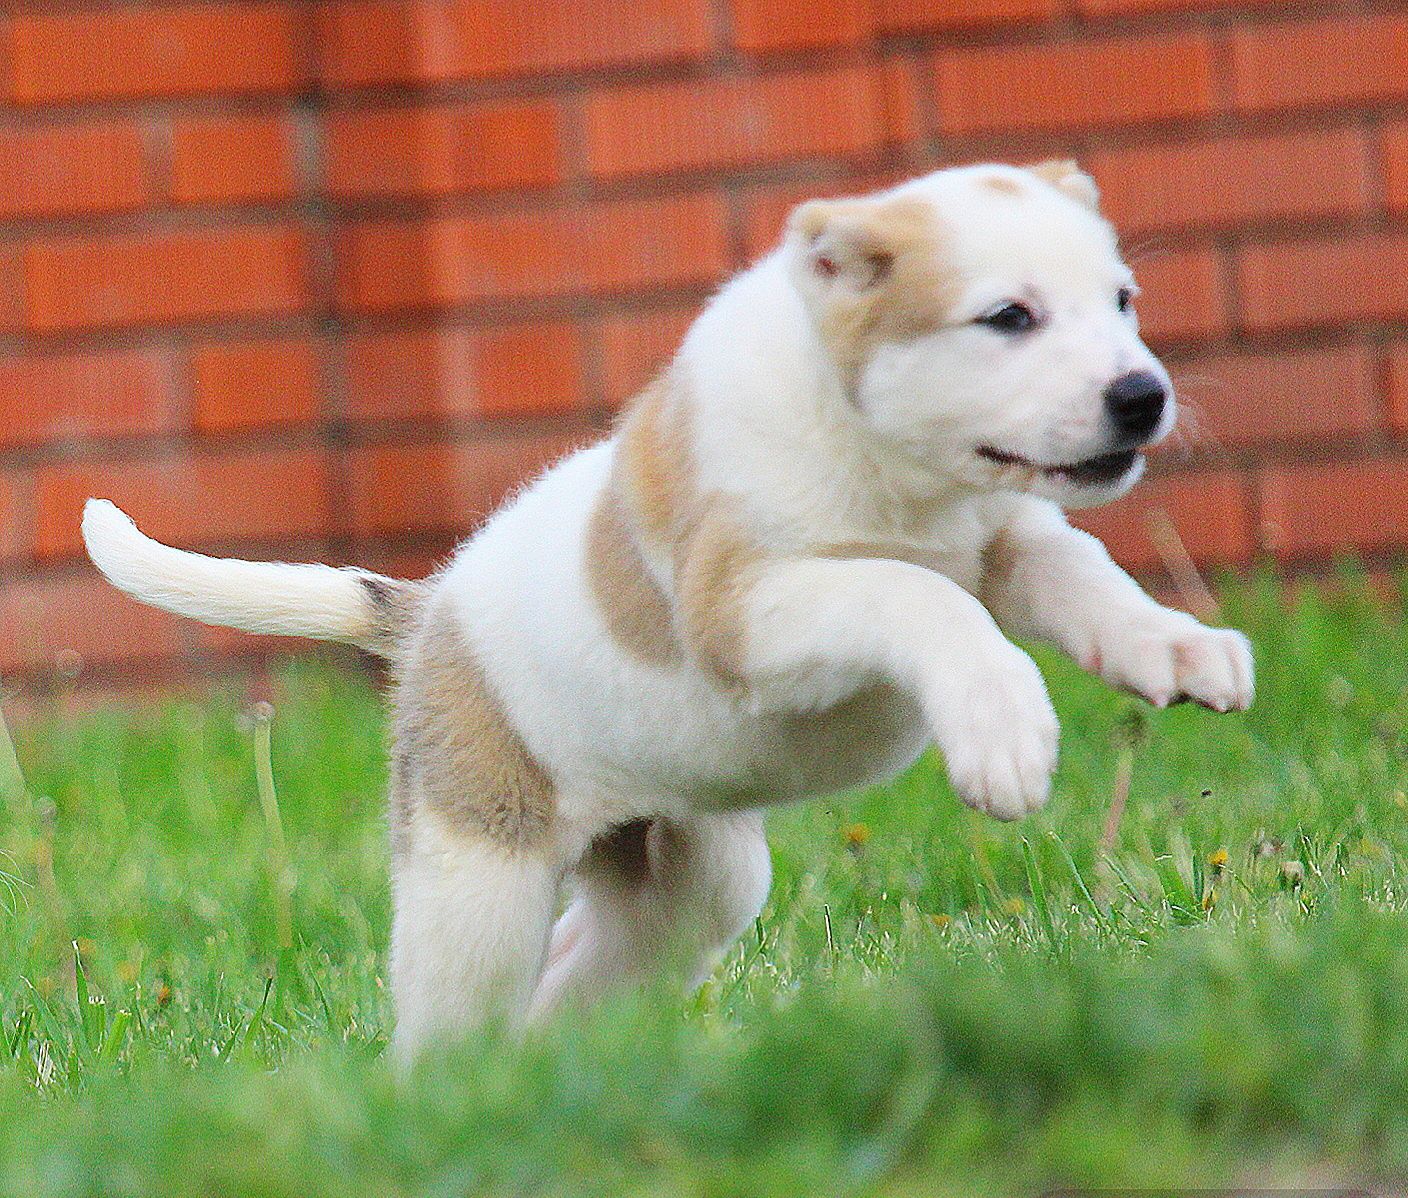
[0,469,30,564]
[585,67,890,180]
[935,34,1215,133]
[1168,345,1376,448]
[1385,343,1408,433]
[598,308,695,407]
[8,4,302,104]
[192,338,321,432]
[1088,129,1369,236]
[1231,15,1408,112]
[316,0,711,88]
[337,196,729,312]
[1260,459,1408,560]
[1074,471,1252,571]
[346,436,578,537]
[1235,233,1408,332]
[346,323,586,421]
[25,225,310,333]
[34,448,330,562]
[730,0,872,53]
[0,350,173,450]
[0,247,24,334]
[1130,248,1229,345]
[0,122,148,220]
[1078,0,1299,14]
[1382,122,1408,215]
[170,114,298,206]
[878,0,1056,34]
[326,101,561,199]
[0,575,184,674]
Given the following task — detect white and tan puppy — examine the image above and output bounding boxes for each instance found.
[82,162,1253,1061]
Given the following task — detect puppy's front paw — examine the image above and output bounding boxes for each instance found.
[1092,614,1254,712]
[928,646,1060,821]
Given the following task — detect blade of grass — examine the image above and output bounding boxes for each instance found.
[252,704,295,953]
[1021,838,1057,950]
[1049,832,1113,938]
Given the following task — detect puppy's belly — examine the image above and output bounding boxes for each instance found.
[699,684,930,810]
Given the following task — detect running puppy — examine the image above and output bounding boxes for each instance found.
[83,162,1253,1061]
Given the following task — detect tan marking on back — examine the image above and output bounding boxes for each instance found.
[390,596,555,854]
[609,372,760,687]
[585,481,681,667]
[790,194,958,389]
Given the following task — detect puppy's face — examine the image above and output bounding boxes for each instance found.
[788,163,1171,508]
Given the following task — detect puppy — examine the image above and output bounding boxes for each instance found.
[82,162,1253,1061]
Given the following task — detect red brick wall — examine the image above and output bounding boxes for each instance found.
[1,0,1404,695]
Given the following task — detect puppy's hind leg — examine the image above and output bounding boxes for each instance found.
[388,801,559,1066]
[528,811,772,1021]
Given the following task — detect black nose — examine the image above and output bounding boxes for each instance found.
[1103,370,1167,441]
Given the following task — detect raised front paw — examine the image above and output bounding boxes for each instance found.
[1089,614,1254,712]
[928,645,1060,822]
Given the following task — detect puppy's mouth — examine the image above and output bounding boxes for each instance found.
[976,445,1142,487]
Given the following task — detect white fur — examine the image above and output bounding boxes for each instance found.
[81,499,378,647]
[82,165,1254,1060]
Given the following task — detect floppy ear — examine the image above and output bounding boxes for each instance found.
[787,198,900,292]
[1027,159,1101,212]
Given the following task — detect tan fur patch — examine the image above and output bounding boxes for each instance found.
[1026,159,1101,211]
[790,194,958,389]
[674,501,758,688]
[390,596,555,853]
[817,539,942,571]
[585,481,681,667]
[980,173,1025,196]
[610,372,759,687]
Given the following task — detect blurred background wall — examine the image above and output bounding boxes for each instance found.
[0,0,1403,700]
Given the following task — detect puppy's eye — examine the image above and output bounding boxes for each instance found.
[1117,286,1134,312]
[976,302,1038,335]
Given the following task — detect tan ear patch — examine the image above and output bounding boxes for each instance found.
[791,193,957,389]
[1026,159,1101,211]
[390,595,555,854]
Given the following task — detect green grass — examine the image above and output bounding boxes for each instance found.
[3,571,1408,1195]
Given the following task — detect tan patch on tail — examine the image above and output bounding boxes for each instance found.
[357,574,430,662]
[390,595,555,853]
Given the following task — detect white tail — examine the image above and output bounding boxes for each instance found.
[81,499,412,653]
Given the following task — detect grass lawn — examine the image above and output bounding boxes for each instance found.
[3,571,1408,1195]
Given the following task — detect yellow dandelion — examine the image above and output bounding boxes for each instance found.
[930,913,952,930]
[1002,896,1026,918]
[1207,849,1228,873]
[842,822,871,848]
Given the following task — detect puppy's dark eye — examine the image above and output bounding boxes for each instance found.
[1117,286,1134,312]
[977,302,1038,335]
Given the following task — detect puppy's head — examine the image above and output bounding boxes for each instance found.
[786,162,1170,508]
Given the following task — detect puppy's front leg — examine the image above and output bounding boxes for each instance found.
[982,498,1253,712]
[741,557,1059,819]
